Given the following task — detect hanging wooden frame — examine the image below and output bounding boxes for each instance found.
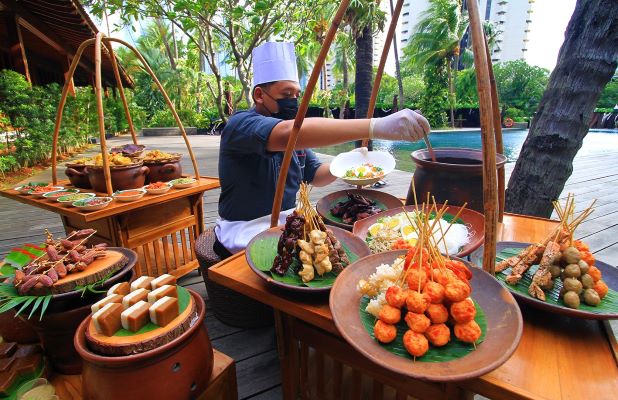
[50,32,201,195]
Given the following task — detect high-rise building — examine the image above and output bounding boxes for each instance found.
[396,0,535,63]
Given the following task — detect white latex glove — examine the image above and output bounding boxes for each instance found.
[370,109,430,142]
[351,146,369,157]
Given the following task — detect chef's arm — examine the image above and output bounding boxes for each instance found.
[310,163,336,187]
[267,118,370,152]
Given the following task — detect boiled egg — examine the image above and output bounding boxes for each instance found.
[384,217,401,231]
[368,222,384,237]
[400,224,418,241]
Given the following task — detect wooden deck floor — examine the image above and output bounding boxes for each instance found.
[1,134,617,399]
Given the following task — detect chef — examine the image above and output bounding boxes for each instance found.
[214,41,430,258]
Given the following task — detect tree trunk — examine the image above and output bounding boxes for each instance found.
[505,0,618,217]
[339,45,349,119]
[355,25,373,149]
[390,0,404,109]
[447,61,455,128]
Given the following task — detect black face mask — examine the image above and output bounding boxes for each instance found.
[263,91,299,120]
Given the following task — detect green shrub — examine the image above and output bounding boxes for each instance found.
[0,155,18,176]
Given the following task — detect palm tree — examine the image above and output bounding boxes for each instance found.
[404,0,468,127]
[331,31,355,118]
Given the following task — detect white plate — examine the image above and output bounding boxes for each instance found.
[330,151,396,187]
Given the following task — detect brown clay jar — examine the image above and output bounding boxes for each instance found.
[85,164,149,193]
[75,290,214,400]
[144,160,182,183]
[406,148,507,213]
[65,165,92,189]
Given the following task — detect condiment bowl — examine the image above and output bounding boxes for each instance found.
[43,189,80,200]
[57,192,96,204]
[169,178,197,189]
[15,182,49,194]
[143,182,172,195]
[112,189,147,202]
[72,197,113,211]
[28,186,64,197]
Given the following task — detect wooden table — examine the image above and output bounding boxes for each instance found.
[209,214,618,400]
[50,349,238,400]
[0,178,220,278]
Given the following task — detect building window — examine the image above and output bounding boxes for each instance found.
[402,21,408,25]
[402,30,408,34]
[403,12,409,16]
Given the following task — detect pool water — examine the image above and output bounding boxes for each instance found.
[315,129,618,173]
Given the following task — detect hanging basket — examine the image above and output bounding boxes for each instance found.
[50,33,201,195]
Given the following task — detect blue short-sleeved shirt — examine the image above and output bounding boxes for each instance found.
[218,108,322,221]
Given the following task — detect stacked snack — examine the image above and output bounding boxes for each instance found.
[358,202,481,359]
[271,183,350,283]
[90,274,180,337]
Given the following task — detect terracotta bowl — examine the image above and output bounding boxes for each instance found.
[75,290,214,400]
[85,163,150,193]
[65,164,92,189]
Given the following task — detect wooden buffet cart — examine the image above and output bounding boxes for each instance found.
[0,177,219,278]
[209,214,618,400]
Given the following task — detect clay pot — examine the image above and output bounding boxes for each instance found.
[23,302,92,374]
[75,291,214,400]
[406,148,507,213]
[0,310,39,343]
[144,160,182,183]
[85,164,150,193]
[65,165,92,189]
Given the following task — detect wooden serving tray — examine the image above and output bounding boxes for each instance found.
[85,286,196,356]
[51,250,127,294]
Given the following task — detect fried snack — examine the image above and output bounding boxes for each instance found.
[450,298,477,324]
[444,279,471,303]
[404,312,431,334]
[454,320,482,344]
[93,153,133,166]
[405,290,429,314]
[587,266,602,283]
[425,323,451,347]
[593,280,608,299]
[406,268,428,292]
[378,304,401,325]
[385,285,406,308]
[422,281,445,304]
[431,269,452,286]
[143,150,176,162]
[374,320,397,344]
[403,330,429,357]
[425,303,449,324]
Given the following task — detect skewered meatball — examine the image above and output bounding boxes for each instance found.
[444,279,471,303]
[450,298,477,323]
[404,312,431,333]
[454,320,482,344]
[562,247,581,264]
[403,330,429,358]
[374,320,397,344]
[406,268,428,292]
[583,289,601,306]
[405,290,429,314]
[422,281,445,304]
[425,323,451,347]
[378,304,402,324]
[432,269,451,286]
[385,285,407,308]
[425,303,449,324]
[588,266,602,283]
[563,291,580,309]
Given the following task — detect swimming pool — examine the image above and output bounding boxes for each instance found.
[315,129,618,173]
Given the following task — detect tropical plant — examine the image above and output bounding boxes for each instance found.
[506,0,618,217]
[596,76,618,109]
[403,0,468,127]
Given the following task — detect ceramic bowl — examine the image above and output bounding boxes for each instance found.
[72,197,113,211]
[112,189,147,202]
[57,192,96,204]
[169,178,197,189]
[42,188,80,200]
[28,186,64,198]
[15,182,49,194]
[330,151,396,187]
[143,182,172,195]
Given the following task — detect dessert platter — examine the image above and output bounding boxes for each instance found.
[330,199,522,381]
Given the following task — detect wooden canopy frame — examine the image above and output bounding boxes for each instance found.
[50,32,200,195]
[270,0,504,274]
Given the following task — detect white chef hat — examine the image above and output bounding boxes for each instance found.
[252,42,299,87]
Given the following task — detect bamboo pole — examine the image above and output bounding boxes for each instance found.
[104,37,200,180]
[269,0,351,227]
[485,40,505,222]
[51,38,96,185]
[94,33,114,195]
[467,0,498,275]
[103,40,138,145]
[361,0,405,148]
